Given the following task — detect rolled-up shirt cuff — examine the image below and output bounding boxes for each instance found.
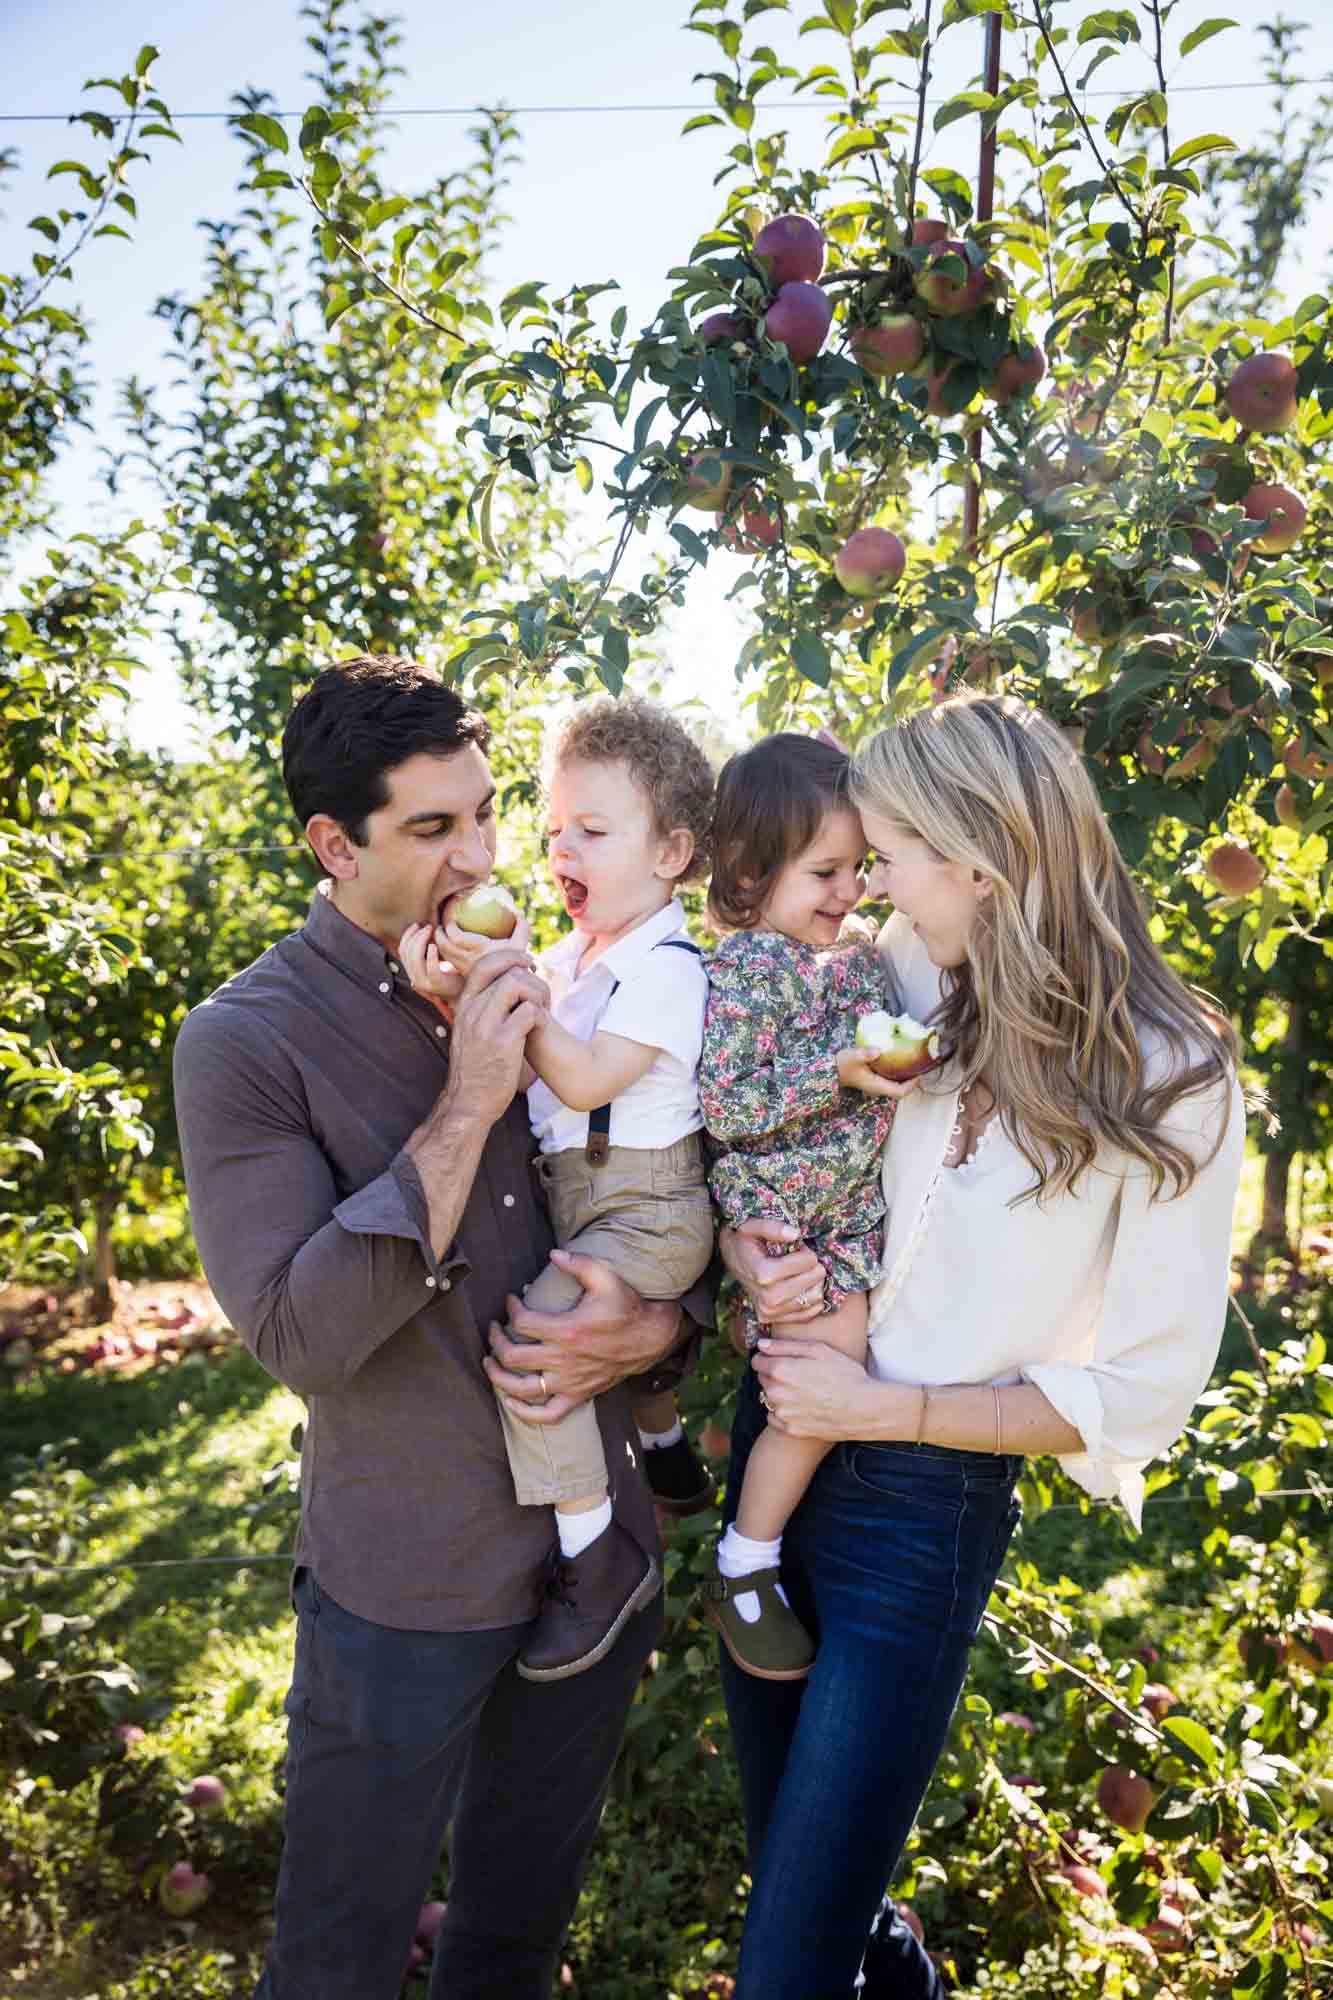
[1021,1360,1147,1531]
[333,1149,471,1291]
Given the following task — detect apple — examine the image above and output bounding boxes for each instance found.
[1168,735,1215,780]
[1071,594,1124,647]
[1244,481,1306,554]
[896,1902,924,1945]
[854,1010,941,1080]
[699,1420,731,1460]
[1096,1763,1156,1833]
[404,1942,427,1975]
[682,452,733,514]
[1275,782,1303,829]
[114,1722,146,1753]
[990,342,1047,401]
[697,311,746,347]
[1110,1928,1158,1965]
[753,214,826,288]
[763,281,833,364]
[913,239,995,317]
[1225,351,1299,433]
[722,495,782,553]
[911,217,952,246]
[1289,1611,1333,1671]
[449,884,519,939]
[1141,1683,1176,1722]
[1281,734,1333,782]
[834,528,907,598]
[184,1774,227,1814]
[850,315,925,378]
[1060,1862,1108,1901]
[1205,842,1265,897]
[1141,1905,1188,1952]
[997,1711,1035,1733]
[1310,1776,1333,1818]
[416,1899,448,1947]
[159,1861,211,1916]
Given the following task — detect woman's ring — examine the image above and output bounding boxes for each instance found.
[538,1371,549,1400]
[798,1289,815,1307]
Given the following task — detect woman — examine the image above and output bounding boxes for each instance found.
[717,694,1245,1999]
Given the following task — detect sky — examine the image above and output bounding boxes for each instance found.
[6,0,1333,755]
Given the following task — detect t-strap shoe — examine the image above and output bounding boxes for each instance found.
[643,1433,716,1516]
[702,1567,815,1681]
[517,1521,660,1682]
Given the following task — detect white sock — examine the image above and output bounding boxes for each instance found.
[638,1419,684,1450]
[718,1526,786,1625]
[556,1497,612,1560]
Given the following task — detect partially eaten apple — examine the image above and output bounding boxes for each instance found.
[854,1010,942,1081]
[448,884,519,939]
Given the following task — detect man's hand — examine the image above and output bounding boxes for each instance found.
[441,951,549,1130]
[720,1218,826,1327]
[484,1249,682,1424]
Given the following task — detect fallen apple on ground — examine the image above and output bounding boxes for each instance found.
[854,1011,942,1081]
[449,885,519,940]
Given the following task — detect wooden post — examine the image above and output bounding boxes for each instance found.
[962,15,1004,558]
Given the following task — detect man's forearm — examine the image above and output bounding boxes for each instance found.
[404,1090,494,1259]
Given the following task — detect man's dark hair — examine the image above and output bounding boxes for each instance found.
[282,654,491,844]
[708,733,850,931]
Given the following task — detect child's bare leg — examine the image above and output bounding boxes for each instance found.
[735,1291,868,1540]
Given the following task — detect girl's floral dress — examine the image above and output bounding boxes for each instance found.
[700,929,900,1345]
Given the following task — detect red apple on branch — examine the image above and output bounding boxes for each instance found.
[1289,1611,1333,1671]
[159,1861,211,1916]
[1141,1683,1176,1722]
[697,311,746,347]
[1275,782,1303,829]
[911,217,952,246]
[763,281,833,363]
[849,315,925,378]
[1205,843,1265,897]
[753,214,826,288]
[1096,1764,1156,1833]
[1060,1862,1108,1901]
[184,1774,227,1814]
[913,240,995,317]
[682,452,733,514]
[1243,481,1306,553]
[989,341,1047,401]
[834,527,906,598]
[1224,351,1299,433]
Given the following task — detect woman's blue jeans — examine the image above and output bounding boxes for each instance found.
[721,1364,1022,2000]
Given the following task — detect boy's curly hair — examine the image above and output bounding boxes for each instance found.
[548,696,716,882]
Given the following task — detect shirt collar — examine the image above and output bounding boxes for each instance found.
[543,898,688,987]
[304,880,404,989]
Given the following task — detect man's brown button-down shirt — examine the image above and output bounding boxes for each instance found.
[173,883,685,1631]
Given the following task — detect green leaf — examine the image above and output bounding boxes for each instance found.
[1180,17,1238,59]
[1159,1714,1219,1774]
[1168,134,1235,166]
[574,456,594,495]
[793,627,831,687]
[236,112,290,155]
[310,151,341,201]
[134,43,160,76]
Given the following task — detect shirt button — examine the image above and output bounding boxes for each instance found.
[435,1024,447,1038]
[378,981,391,995]
[503,1194,515,1208]
[425,1275,436,1288]
[440,1278,451,1293]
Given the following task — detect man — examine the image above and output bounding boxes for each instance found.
[173,655,710,1999]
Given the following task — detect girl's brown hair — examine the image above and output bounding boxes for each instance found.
[708,733,851,931]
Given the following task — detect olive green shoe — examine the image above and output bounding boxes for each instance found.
[702,1567,815,1682]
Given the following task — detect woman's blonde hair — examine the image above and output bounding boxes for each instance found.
[849,694,1237,1203]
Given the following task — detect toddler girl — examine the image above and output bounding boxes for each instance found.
[700,733,908,1680]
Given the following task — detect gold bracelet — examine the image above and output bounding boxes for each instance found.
[992,1383,1003,1456]
[915,1385,930,1446]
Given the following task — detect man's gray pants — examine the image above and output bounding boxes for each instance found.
[254,1565,661,1999]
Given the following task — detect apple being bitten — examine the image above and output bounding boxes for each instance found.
[449,884,519,940]
[855,1010,942,1081]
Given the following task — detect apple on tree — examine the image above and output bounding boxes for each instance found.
[682,452,733,514]
[159,1861,211,1916]
[1096,1763,1156,1833]
[834,528,906,599]
[849,315,924,379]
[1205,843,1266,898]
[752,214,826,288]
[854,1011,942,1081]
[1224,350,1299,433]
[1242,481,1306,553]
[763,281,833,364]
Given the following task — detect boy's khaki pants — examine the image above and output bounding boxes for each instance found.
[499,1135,714,1507]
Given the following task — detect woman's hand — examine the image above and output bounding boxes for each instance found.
[720,1218,826,1328]
[751,1336,883,1442]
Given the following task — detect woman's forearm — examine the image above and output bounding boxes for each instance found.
[860,1377,1085,1457]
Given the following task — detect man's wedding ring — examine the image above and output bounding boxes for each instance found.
[538,1371,549,1400]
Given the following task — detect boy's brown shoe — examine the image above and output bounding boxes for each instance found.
[517,1522,660,1682]
[702,1568,815,1681]
[643,1433,716,1516]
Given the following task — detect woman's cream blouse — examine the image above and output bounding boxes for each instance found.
[867,914,1246,1526]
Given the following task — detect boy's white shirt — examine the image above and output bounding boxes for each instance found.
[526,898,708,1156]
